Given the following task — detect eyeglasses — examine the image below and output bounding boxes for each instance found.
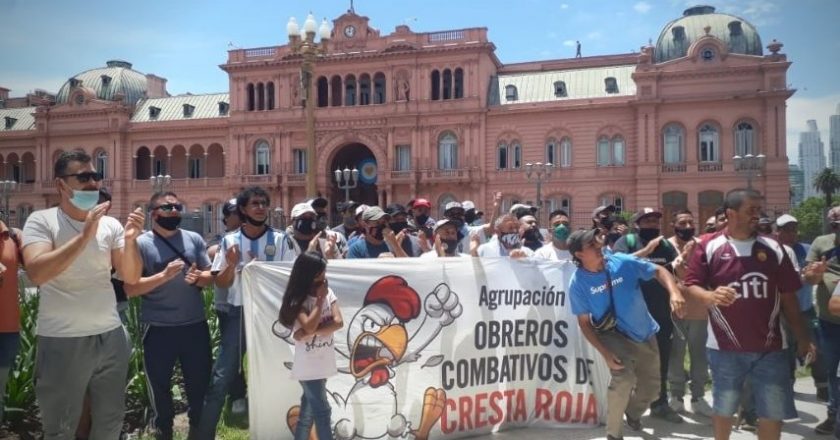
[60,172,104,183]
[154,203,183,212]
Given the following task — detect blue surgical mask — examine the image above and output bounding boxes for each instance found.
[69,190,100,211]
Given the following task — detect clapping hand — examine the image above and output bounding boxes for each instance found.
[124,207,145,242]
[184,263,202,286]
[162,260,186,280]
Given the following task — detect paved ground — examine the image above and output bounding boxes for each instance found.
[474,378,830,440]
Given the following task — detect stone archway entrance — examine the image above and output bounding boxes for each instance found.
[330,142,379,209]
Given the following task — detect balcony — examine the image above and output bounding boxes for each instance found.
[129,177,226,190]
[284,173,306,186]
[661,163,687,173]
[698,162,723,172]
[424,168,471,182]
[389,170,414,181]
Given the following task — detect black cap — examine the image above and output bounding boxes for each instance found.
[592,205,615,219]
[308,197,328,209]
[385,203,408,216]
[567,228,600,257]
[222,198,238,216]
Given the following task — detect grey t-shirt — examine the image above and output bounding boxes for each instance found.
[136,229,211,326]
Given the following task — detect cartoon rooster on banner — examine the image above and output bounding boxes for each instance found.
[274,275,463,440]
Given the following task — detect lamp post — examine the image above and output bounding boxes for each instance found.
[288,13,331,198]
[524,162,554,223]
[150,174,172,193]
[0,180,17,225]
[334,167,358,203]
[732,153,766,189]
[273,207,286,230]
[192,208,203,237]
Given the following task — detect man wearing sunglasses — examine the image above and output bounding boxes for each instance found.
[123,191,213,440]
[199,186,296,439]
[21,151,144,440]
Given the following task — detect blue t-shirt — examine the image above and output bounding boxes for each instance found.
[346,238,390,259]
[136,229,211,326]
[793,242,813,311]
[570,252,660,342]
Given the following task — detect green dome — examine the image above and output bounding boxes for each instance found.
[56,60,149,105]
[655,5,763,63]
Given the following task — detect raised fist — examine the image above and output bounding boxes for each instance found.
[424,283,462,326]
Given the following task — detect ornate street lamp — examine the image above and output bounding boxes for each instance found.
[0,180,17,225]
[334,167,359,203]
[288,13,331,197]
[150,174,172,193]
[524,162,554,223]
[732,153,766,189]
[273,206,286,230]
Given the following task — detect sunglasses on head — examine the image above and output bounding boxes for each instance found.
[60,172,104,183]
[154,203,183,212]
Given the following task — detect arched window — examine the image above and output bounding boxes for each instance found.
[605,77,618,94]
[95,150,108,179]
[612,136,625,166]
[554,81,568,97]
[437,193,457,218]
[505,85,518,101]
[663,124,684,164]
[735,121,756,156]
[560,137,572,167]
[497,143,508,169]
[597,136,610,166]
[246,83,255,111]
[431,70,441,101]
[135,146,151,180]
[546,138,558,165]
[359,74,371,105]
[699,123,720,162]
[256,83,265,110]
[546,196,572,218]
[453,68,464,99]
[266,82,275,110]
[316,77,329,108]
[599,193,624,213]
[330,75,342,107]
[345,75,356,106]
[373,72,386,104]
[254,140,270,175]
[438,132,458,170]
[512,142,522,169]
[442,69,452,100]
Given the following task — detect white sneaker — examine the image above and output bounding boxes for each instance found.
[231,398,248,415]
[668,397,685,413]
[690,398,714,417]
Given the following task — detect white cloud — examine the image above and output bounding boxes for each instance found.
[785,94,840,163]
[560,3,569,9]
[712,0,780,26]
[563,40,576,47]
[633,1,652,14]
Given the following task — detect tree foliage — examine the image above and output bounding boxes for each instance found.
[791,196,840,242]
[813,168,840,210]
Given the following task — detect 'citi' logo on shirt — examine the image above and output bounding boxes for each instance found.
[726,272,769,299]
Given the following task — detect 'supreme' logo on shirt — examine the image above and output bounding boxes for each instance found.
[590,276,624,295]
[726,272,769,299]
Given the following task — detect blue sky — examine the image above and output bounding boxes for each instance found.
[2,0,838,162]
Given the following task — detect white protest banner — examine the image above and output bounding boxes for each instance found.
[242,257,610,440]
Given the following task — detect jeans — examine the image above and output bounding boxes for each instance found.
[197,306,245,440]
[707,349,797,420]
[294,379,333,440]
[819,319,840,420]
[0,332,20,422]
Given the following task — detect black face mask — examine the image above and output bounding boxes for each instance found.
[294,218,316,235]
[638,228,660,242]
[600,215,617,230]
[464,210,477,224]
[523,229,542,242]
[675,227,695,242]
[389,221,409,235]
[415,214,429,226]
[442,238,459,254]
[315,215,328,231]
[244,214,266,227]
[156,216,182,231]
[370,224,386,241]
[606,232,622,245]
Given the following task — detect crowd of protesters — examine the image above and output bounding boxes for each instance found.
[0,151,839,440]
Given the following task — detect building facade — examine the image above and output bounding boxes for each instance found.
[799,119,826,200]
[830,104,840,174]
[0,5,794,236]
[789,164,805,207]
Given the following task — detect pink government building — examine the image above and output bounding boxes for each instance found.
[0,5,793,236]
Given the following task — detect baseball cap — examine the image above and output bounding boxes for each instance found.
[829,206,840,223]
[338,200,359,213]
[444,201,464,213]
[385,203,408,217]
[308,197,328,209]
[362,206,389,222]
[631,207,662,224]
[567,228,600,257]
[222,198,238,216]
[775,214,797,227]
[462,200,476,211]
[291,202,317,219]
[409,198,432,209]
[510,203,537,218]
[355,204,370,217]
[592,205,615,219]
[433,218,458,233]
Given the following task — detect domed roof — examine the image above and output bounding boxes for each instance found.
[56,60,148,105]
[655,5,763,63]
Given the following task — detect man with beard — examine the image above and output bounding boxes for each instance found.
[124,191,213,440]
[519,213,544,252]
[665,210,714,417]
[199,186,296,439]
[477,214,533,259]
[613,207,683,424]
[535,209,572,261]
[420,219,471,258]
